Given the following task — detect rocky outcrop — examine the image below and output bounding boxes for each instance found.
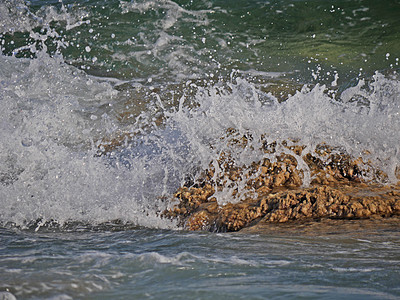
[163,134,400,232]
[165,183,400,232]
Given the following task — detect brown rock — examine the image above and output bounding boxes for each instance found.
[162,138,400,232]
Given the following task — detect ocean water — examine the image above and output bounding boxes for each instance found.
[1,222,400,300]
[1,0,400,298]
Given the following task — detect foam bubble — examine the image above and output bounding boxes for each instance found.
[0,53,180,229]
[0,0,88,34]
[168,75,400,186]
[0,1,399,229]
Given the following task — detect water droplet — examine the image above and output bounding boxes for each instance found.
[21,138,33,147]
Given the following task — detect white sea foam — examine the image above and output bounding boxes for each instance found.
[0,53,180,228]
[170,74,400,185]
[119,0,212,28]
[0,292,17,300]
[0,0,399,228]
[1,47,399,226]
[0,0,88,34]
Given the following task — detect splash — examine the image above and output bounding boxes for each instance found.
[0,52,178,229]
[0,0,399,230]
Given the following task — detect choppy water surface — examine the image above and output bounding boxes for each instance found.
[1,222,400,299]
[1,0,400,298]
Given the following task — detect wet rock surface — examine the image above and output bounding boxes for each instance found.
[165,182,400,232]
[163,133,400,232]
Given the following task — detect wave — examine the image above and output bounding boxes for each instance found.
[0,0,399,230]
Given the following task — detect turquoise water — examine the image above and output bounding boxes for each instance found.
[1,0,400,298]
[1,225,400,299]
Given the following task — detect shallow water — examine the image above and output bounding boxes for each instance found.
[1,0,400,298]
[1,223,400,299]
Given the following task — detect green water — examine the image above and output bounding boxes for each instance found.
[2,0,399,84]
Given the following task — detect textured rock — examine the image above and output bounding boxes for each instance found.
[164,183,400,232]
[163,136,400,232]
